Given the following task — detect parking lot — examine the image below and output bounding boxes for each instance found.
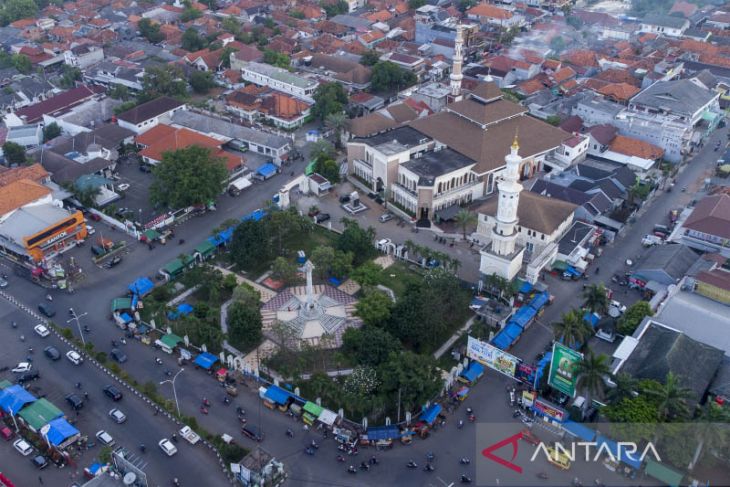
[112,157,158,225]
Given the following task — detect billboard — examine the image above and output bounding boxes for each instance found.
[467,336,519,377]
[547,343,582,397]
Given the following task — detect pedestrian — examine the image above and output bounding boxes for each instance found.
[38,475,43,485]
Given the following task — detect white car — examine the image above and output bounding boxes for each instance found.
[34,324,50,338]
[13,438,33,456]
[116,183,130,192]
[86,224,96,236]
[610,300,627,314]
[95,430,115,447]
[12,362,32,373]
[66,350,83,365]
[158,439,178,457]
[109,408,126,424]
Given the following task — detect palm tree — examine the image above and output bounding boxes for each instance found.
[689,401,730,469]
[582,283,609,315]
[454,209,477,240]
[641,372,693,421]
[552,309,592,350]
[606,372,638,405]
[325,112,347,149]
[575,349,610,407]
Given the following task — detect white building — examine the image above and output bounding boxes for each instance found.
[240,62,319,103]
[64,45,104,69]
[639,14,689,38]
[116,96,186,134]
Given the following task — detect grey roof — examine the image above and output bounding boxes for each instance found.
[631,79,717,117]
[692,69,718,90]
[38,152,113,184]
[353,125,430,154]
[709,357,730,397]
[243,62,317,90]
[330,14,373,30]
[0,204,75,247]
[402,148,474,185]
[117,97,184,124]
[557,221,594,256]
[51,123,134,154]
[170,111,290,150]
[642,13,689,29]
[530,179,591,205]
[621,321,724,402]
[634,244,699,281]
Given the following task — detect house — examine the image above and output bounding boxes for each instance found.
[229,45,264,71]
[629,244,699,289]
[64,45,104,69]
[705,12,730,30]
[6,124,43,148]
[680,193,730,257]
[694,268,730,306]
[85,61,145,92]
[603,135,664,173]
[529,179,613,223]
[639,14,689,38]
[231,446,285,487]
[116,97,186,134]
[466,3,520,28]
[225,90,311,130]
[240,62,319,103]
[305,53,371,90]
[4,85,104,127]
[381,52,426,78]
[183,47,225,72]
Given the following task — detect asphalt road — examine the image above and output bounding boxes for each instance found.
[0,125,725,487]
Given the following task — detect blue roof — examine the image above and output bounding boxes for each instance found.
[178,303,194,315]
[128,277,154,296]
[264,385,292,405]
[367,426,400,440]
[503,322,523,341]
[492,330,514,350]
[510,306,536,329]
[328,277,341,287]
[218,227,234,243]
[584,312,600,328]
[563,420,596,442]
[596,435,643,469]
[131,294,138,309]
[460,361,485,382]
[46,418,79,446]
[566,266,582,276]
[0,385,37,414]
[529,292,549,310]
[256,163,277,178]
[119,313,133,323]
[421,403,442,424]
[194,352,218,369]
[519,281,533,293]
[242,208,267,222]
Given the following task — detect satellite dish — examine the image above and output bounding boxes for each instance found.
[123,472,137,485]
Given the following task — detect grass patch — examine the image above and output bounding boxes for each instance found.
[372,261,423,297]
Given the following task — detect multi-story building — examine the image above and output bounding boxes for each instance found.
[63,45,104,69]
[240,62,319,103]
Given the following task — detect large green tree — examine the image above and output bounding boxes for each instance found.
[59,65,82,89]
[2,141,26,165]
[271,257,299,285]
[337,219,376,266]
[617,301,653,335]
[141,65,188,101]
[325,112,347,149]
[606,372,638,405]
[231,220,272,269]
[321,0,348,18]
[43,122,61,142]
[378,350,441,415]
[138,18,164,44]
[575,349,610,407]
[149,146,228,209]
[641,372,694,421]
[342,326,401,367]
[350,261,382,286]
[11,54,31,74]
[312,82,348,121]
[582,283,608,315]
[355,289,393,327]
[267,208,312,255]
[360,50,380,66]
[370,61,417,93]
[189,70,215,93]
[313,155,340,183]
[182,28,207,51]
[553,309,593,350]
[0,0,38,26]
[227,301,262,352]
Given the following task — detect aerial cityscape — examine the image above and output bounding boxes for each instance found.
[0,0,729,485]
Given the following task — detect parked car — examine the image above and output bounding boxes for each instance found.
[37,303,55,317]
[85,225,96,235]
[65,394,84,410]
[12,362,32,373]
[105,255,122,268]
[43,346,61,361]
[108,408,126,424]
[13,438,33,456]
[139,164,152,173]
[379,212,394,223]
[116,183,130,192]
[31,455,49,469]
[0,277,7,288]
[17,371,40,384]
[0,426,14,441]
[339,194,350,204]
[103,385,123,401]
[34,324,50,337]
[314,213,331,223]
[88,213,102,222]
[242,424,264,442]
[95,430,115,447]
[66,350,83,365]
[158,438,178,457]
[110,348,127,363]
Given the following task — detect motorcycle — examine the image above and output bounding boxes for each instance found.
[468,414,476,423]
[336,455,346,462]
[305,447,315,456]
[223,396,231,405]
[406,461,418,469]
[285,429,294,438]
[423,463,435,472]
[202,398,211,407]
[457,420,464,429]
[111,340,118,347]
[171,434,178,443]
[461,475,472,483]
[46,294,53,301]
[200,406,209,415]
[537,472,549,480]
[236,406,245,415]
[310,440,319,449]
[460,458,471,465]
[155,357,163,365]
[347,466,357,474]
[11,321,16,328]
[359,462,369,471]
[512,410,522,418]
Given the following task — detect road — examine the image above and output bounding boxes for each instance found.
[0,124,725,487]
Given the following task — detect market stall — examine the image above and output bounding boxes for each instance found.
[194,352,218,370]
[302,401,323,426]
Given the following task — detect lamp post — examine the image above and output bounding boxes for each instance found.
[160,368,184,417]
[67,307,88,346]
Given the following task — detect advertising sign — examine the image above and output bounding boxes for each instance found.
[467,336,519,377]
[547,343,582,397]
[533,398,566,422]
[521,390,535,408]
[515,363,536,385]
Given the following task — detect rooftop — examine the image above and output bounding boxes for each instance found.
[0,179,51,215]
[14,85,103,124]
[401,148,475,185]
[475,190,577,236]
[243,62,318,90]
[631,79,717,117]
[353,126,430,155]
[683,194,730,240]
[116,96,185,124]
[170,110,290,150]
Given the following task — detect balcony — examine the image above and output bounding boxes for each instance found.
[433,179,482,203]
[393,182,417,197]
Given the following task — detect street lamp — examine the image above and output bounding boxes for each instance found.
[66,307,88,346]
[160,368,184,417]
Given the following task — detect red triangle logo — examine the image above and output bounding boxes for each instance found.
[481,431,523,474]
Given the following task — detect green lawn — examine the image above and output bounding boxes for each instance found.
[373,261,423,297]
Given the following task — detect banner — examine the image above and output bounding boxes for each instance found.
[533,398,566,422]
[547,343,583,397]
[467,336,519,378]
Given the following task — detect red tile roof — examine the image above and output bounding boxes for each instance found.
[597,82,641,102]
[14,85,103,123]
[609,135,663,160]
[467,3,513,19]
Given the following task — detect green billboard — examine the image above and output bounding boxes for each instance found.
[547,343,583,397]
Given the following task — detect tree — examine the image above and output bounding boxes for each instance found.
[232,283,261,307]
[59,65,82,89]
[43,122,61,142]
[11,54,31,74]
[149,146,227,209]
[553,309,592,350]
[312,82,348,121]
[549,35,566,54]
[641,372,693,421]
[140,65,188,101]
[321,0,348,18]
[408,0,425,8]
[379,351,441,415]
[138,18,164,44]
[2,141,26,165]
[180,1,202,22]
[220,46,238,69]
[271,257,299,285]
[566,16,583,30]
[575,349,610,407]
[325,112,347,149]
[0,0,38,26]
[453,209,477,239]
[267,208,312,255]
[689,402,730,470]
[231,220,272,270]
[109,84,130,101]
[263,49,290,69]
[617,301,653,335]
[370,61,417,93]
[221,16,242,37]
[313,156,340,183]
[545,115,561,126]
[308,140,335,161]
[582,283,608,315]
[182,28,207,51]
[604,395,660,424]
[606,372,638,405]
[456,0,477,12]
[355,289,393,327]
[189,70,215,93]
[360,50,380,66]
[338,219,376,266]
[227,301,262,352]
[351,261,382,286]
[342,326,401,367]
[311,246,335,279]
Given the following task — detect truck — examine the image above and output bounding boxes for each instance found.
[641,234,664,247]
[179,425,200,445]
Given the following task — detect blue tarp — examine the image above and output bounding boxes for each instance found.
[460,362,485,383]
[533,352,552,387]
[0,385,36,414]
[510,306,536,329]
[128,277,154,297]
[492,330,514,350]
[264,385,291,405]
[46,417,79,446]
[470,297,488,308]
[503,322,523,341]
[563,420,596,442]
[328,277,341,287]
[519,281,533,293]
[584,312,600,328]
[218,227,234,244]
[367,426,400,440]
[596,435,643,469]
[167,303,194,320]
[242,208,267,222]
[194,352,218,370]
[131,294,138,310]
[256,163,277,178]
[566,266,582,276]
[421,403,442,425]
[529,292,549,310]
[119,313,133,324]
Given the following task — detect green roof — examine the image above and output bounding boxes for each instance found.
[194,240,216,256]
[111,297,132,312]
[303,401,323,416]
[644,459,683,487]
[18,398,63,430]
[160,333,183,348]
[163,255,194,276]
[144,229,161,240]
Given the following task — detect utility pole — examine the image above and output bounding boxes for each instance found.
[67,307,88,346]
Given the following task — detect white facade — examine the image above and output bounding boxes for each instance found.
[117,104,186,134]
[64,46,104,69]
[240,62,318,103]
[639,21,688,38]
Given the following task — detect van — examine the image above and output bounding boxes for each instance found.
[242,424,264,442]
[37,303,55,317]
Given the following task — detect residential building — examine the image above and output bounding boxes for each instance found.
[4,85,104,127]
[84,61,144,91]
[64,45,104,69]
[240,62,319,103]
[229,45,264,71]
[639,13,690,37]
[231,446,285,487]
[529,179,613,223]
[6,124,43,148]
[225,90,311,130]
[629,244,699,290]
[694,268,730,306]
[116,96,186,134]
[679,193,730,257]
[466,3,521,28]
[303,53,371,90]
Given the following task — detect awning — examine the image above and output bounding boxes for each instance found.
[318,409,338,426]
[552,260,568,271]
[159,333,182,349]
[510,306,536,329]
[194,240,216,257]
[111,298,132,312]
[366,425,400,440]
[583,312,600,328]
[142,229,160,241]
[435,204,460,221]
[256,163,277,178]
[421,403,441,425]
[460,362,485,382]
[596,435,642,469]
[562,420,595,442]
[0,385,37,414]
[216,368,228,377]
[45,417,80,446]
[17,398,62,430]
[503,322,523,340]
[128,277,154,296]
[242,208,266,222]
[529,292,549,310]
[194,352,218,370]
[518,281,533,293]
[492,330,514,350]
[263,386,291,406]
[644,459,683,487]
[119,313,133,324]
[229,177,252,191]
[303,401,323,417]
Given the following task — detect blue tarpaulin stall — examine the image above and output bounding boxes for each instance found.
[264,386,292,406]
[503,322,523,340]
[194,352,218,370]
[0,385,36,414]
[596,435,643,469]
[131,294,138,310]
[256,163,277,179]
[584,312,600,328]
[119,313,133,324]
[492,330,513,350]
[563,420,596,441]
[46,417,80,446]
[510,306,536,329]
[566,266,582,277]
[128,277,154,297]
[518,281,533,293]
[168,303,194,320]
[529,292,549,310]
[421,404,442,425]
[460,362,485,383]
[367,426,400,440]
[242,208,267,222]
[328,277,341,287]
